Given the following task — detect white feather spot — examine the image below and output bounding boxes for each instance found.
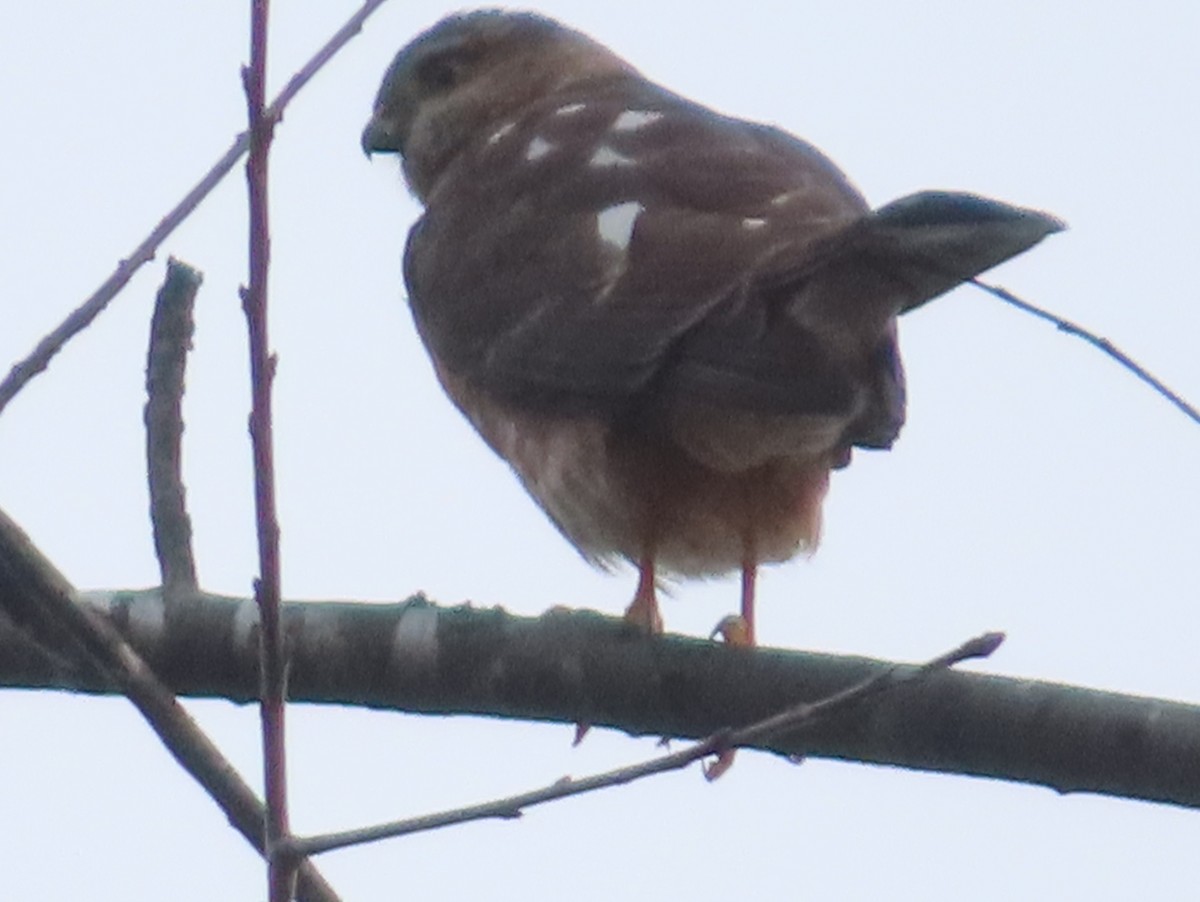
[524,136,555,161]
[742,217,768,229]
[589,145,636,168]
[597,201,642,252]
[486,122,516,146]
[770,190,801,206]
[612,110,663,131]
[555,102,587,115]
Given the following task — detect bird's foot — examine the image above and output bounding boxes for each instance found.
[710,614,753,647]
[622,591,664,635]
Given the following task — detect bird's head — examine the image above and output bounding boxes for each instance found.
[362,10,635,200]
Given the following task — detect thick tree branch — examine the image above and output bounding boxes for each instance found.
[3,585,1197,810]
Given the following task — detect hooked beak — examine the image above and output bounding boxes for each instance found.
[361,115,403,158]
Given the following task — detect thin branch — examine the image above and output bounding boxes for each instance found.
[288,738,728,856]
[0,508,342,902]
[730,630,1005,749]
[145,259,201,597]
[973,279,1200,426]
[0,0,393,419]
[282,631,1003,857]
[240,2,293,899]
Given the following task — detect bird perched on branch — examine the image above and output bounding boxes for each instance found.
[363,10,1061,648]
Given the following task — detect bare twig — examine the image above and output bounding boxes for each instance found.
[145,259,201,596]
[240,3,294,899]
[282,631,1003,857]
[0,508,341,902]
[730,630,1005,749]
[0,0,392,419]
[973,279,1200,426]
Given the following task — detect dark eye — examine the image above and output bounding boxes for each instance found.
[416,50,471,93]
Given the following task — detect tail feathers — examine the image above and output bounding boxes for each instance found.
[786,191,1064,332]
[870,191,1064,313]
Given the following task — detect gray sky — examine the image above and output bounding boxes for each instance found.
[2,1,1198,898]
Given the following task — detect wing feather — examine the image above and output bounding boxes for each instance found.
[404,75,869,423]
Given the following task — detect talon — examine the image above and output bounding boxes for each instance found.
[704,748,737,781]
[572,722,592,746]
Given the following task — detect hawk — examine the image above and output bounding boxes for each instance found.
[363,10,1061,646]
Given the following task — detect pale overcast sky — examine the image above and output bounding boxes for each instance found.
[2,2,1198,899]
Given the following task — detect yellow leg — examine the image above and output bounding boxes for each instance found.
[623,554,663,634]
[710,555,757,647]
[740,558,757,647]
